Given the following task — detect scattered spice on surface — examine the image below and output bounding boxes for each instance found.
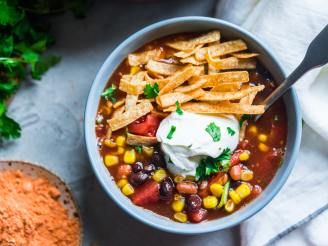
[0,170,80,246]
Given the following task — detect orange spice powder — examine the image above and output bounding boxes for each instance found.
[0,170,80,246]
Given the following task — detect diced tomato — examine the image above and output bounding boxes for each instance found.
[128,113,161,137]
[116,165,132,179]
[230,151,242,166]
[131,180,160,206]
[188,208,208,223]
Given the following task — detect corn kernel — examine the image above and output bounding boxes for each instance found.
[130,66,140,75]
[248,125,258,134]
[258,143,269,152]
[174,212,187,223]
[117,147,125,155]
[104,155,119,167]
[229,189,241,204]
[174,175,185,183]
[258,134,268,142]
[152,169,167,183]
[121,183,134,196]
[210,183,224,197]
[203,196,218,209]
[172,198,185,212]
[142,146,154,156]
[224,199,235,213]
[185,175,195,181]
[239,151,250,161]
[123,149,136,164]
[117,179,128,188]
[116,136,126,147]
[241,170,254,181]
[236,183,251,199]
[103,139,117,148]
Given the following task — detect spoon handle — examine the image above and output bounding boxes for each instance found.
[260,24,328,112]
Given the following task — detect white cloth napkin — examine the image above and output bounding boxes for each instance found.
[216,0,328,245]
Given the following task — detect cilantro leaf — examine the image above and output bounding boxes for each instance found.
[0,1,23,26]
[135,145,143,153]
[167,125,176,140]
[227,127,235,136]
[196,148,232,180]
[239,114,252,127]
[144,83,159,99]
[0,35,13,56]
[101,84,117,102]
[0,100,5,116]
[0,81,18,97]
[175,101,183,115]
[0,112,21,140]
[205,122,221,142]
[31,55,61,80]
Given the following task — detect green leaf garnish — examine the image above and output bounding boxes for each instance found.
[101,84,117,102]
[135,145,143,153]
[0,112,21,140]
[227,127,235,136]
[175,101,183,115]
[205,122,221,142]
[239,114,252,127]
[167,125,176,140]
[144,83,159,99]
[196,148,231,180]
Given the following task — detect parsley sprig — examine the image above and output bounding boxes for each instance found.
[196,148,232,180]
[144,83,159,99]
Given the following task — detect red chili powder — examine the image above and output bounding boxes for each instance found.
[0,170,80,246]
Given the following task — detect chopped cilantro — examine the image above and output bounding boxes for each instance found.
[135,145,143,153]
[0,112,21,140]
[166,125,176,140]
[227,127,235,136]
[205,122,221,142]
[239,114,252,127]
[101,84,117,102]
[196,148,232,180]
[175,101,183,115]
[144,83,159,99]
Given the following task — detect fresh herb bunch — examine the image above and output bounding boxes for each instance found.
[196,148,232,180]
[0,0,86,141]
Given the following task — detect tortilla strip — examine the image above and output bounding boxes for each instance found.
[211,83,242,92]
[207,56,256,70]
[157,88,205,108]
[146,60,182,76]
[126,132,158,146]
[144,72,168,89]
[198,85,264,101]
[190,71,249,87]
[159,66,195,95]
[113,98,125,109]
[164,101,265,115]
[180,56,207,65]
[119,72,147,95]
[108,100,153,131]
[166,31,220,51]
[174,44,204,58]
[112,105,125,118]
[128,49,162,66]
[174,79,206,93]
[232,53,259,59]
[195,40,247,61]
[125,94,138,111]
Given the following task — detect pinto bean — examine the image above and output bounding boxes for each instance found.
[230,165,241,180]
[176,181,198,194]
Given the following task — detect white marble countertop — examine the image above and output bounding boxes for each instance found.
[0,0,240,245]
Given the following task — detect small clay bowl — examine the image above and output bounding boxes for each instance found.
[0,160,83,245]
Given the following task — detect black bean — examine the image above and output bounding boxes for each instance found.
[132,162,143,173]
[128,171,148,187]
[143,164,156,174]
[150,151,166,167]
[186,194,202,212]
[159,178,174,201]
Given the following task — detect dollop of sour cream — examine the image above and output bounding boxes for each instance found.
[156,111,239,177]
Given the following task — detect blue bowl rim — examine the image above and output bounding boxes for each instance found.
[84,16,302,234]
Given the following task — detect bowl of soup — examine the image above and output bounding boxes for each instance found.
[85,16,302,233]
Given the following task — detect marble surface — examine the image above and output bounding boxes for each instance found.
[0,1,239,245]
